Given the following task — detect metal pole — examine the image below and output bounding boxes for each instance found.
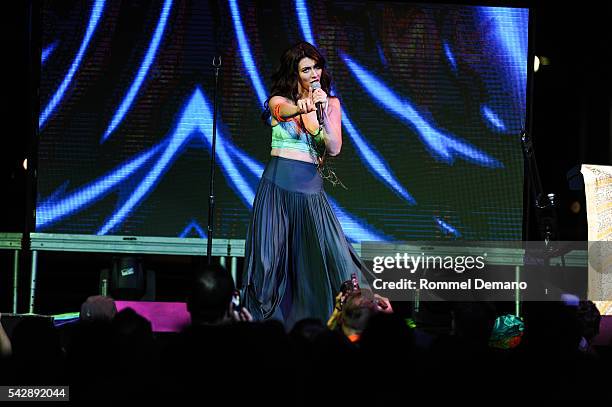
[207,56,222,265]
[12,249,19,313]
[515,265,521,317]
[29,250,38,314]
[231,256,238,286]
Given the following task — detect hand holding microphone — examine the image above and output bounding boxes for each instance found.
[296,90,315,114]
[311,81,326,124]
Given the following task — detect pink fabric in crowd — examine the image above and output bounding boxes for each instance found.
[115,301,191,332]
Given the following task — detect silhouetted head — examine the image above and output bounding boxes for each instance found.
[340,289,379,335]
[80,295,117,323]
[187,264,234,324]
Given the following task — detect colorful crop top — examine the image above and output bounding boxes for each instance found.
[271,121,313,153]
[270,103,328,152]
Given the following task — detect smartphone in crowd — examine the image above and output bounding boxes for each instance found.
[231,290,242,313]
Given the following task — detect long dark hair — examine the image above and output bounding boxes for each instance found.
[262,42,333,124]
[262,42,345,188]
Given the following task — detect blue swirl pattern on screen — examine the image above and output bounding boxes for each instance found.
[228,0,267,105]
[341,53,503,168]
[41,41,59,65]
[37,144,162,229]
[37,0,528,241]
[443,42,457,71]
[478,7,528,134]
[97,88,255,235]
[102,0,174,142]
[39,0,105,130]
[435,217,462,237]
[294,0,416,205]
[482,105,507,132]
[179,220,207,238]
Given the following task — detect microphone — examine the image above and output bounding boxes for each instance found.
[311,81,324,124]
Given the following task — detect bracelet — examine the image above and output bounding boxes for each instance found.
[273,104,291,122]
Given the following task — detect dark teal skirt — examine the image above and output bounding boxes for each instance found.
[241,156,368,328]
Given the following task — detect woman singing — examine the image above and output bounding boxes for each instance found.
[241,42,369,328]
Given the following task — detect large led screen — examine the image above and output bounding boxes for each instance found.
[37,0,528,242]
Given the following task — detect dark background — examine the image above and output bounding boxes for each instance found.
[1,0,610,314]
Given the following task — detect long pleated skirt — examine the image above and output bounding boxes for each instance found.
[241,156,369,328]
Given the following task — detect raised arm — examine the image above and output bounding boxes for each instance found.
[268,96,302,123]
[320,97,342,156]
